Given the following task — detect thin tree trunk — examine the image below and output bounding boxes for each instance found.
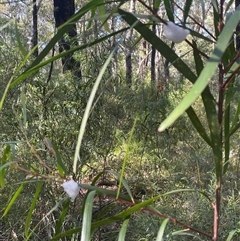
[155,25,161,83]
[151,23,156,83]
[126,51,132,87]
[125,0,135,87]
[53,0,82,79]
[236,0,240,50]
[151,0,157,84]
[164,59,170,81]
[32,0,38,57]
[111,15,118,78]
[162,0,174,84]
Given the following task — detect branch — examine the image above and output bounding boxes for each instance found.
[137,0,167,24]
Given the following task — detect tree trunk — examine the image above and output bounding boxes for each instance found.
[125,0,135,87]
[32,0,38,57]
[53,0,82,79]
[236,0,240,50]
[161,0,174,85]
[151,0,157,84]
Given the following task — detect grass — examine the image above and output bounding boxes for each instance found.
[0,80,240,240]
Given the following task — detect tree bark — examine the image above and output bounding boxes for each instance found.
[236,0,240,50]
[125,0,135,87]
[32,0,38,57]
[151,0,157,84]
[53,0,82,79]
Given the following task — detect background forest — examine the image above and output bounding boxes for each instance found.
[1,0,240,240]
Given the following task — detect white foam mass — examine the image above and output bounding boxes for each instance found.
[62,180,80,202]
[163,21,190,43]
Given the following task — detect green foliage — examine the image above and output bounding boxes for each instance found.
[1,0,240,240]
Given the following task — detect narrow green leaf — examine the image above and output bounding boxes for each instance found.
[87,6,97,29]
[186,107,212,147]
[15,21,28,57]
[223,104,230,174]
[43,138,66,175]
[230,99,240,132]
[108,170,135,203]
[183,0,193,25]
[164,0,174,22]
[171,229,191,235]
[98,2,110,32]
[25,181,43,237]
[0,76,13,110]
[171,230,202,240]
[79,183,133,202]
[81,190,96,241]
[154,0,162,10]
[21,87,27,128]
[211,0,219,12]
[212,1,220,37]
[73,46,118,174]
[0,161,16,172]
[118,218,130,241]
[156,218,169,241]
[189,28,214,43]
[189,40,212,147]
[55,199,70,235]
[159,8,240,131]
[81,171,105,215]
[222,38,235,66]
[91,171,105,186]
[51,227,82,241]
[0,145,11,188]
[223,79,236,174]
[192,40,204,75]
[3,184,24,216]
[117,116,138,201]
[226,230,239,241]
[202,95,222,180]
[26,197,68,241]
[229,121,240,138]
[225,0,235,13]
[96,201,116,220]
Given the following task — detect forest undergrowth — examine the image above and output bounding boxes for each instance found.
[1,77,240,241]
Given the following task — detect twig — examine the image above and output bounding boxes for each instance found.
[212,182,221,241]
[224,52,240,73]
[222,64,240,89]
[115,196,212,239]
[25,137,53,173]
[173,1,216,41]
[185,39,209,59]
[14,162,63,182]
[79,183,212,239]
[22,132,65,179]
[137,0,167,24]
[144,206,212,239]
